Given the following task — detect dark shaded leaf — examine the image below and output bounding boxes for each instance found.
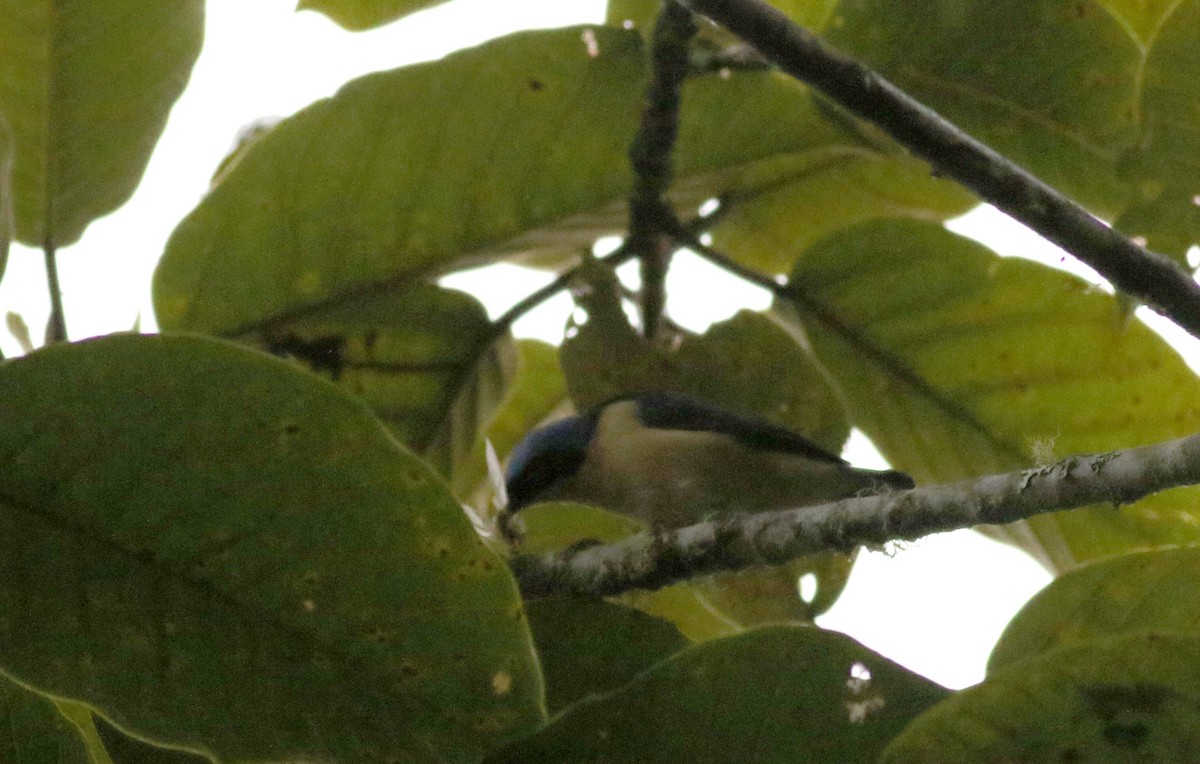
[526,597,687,713]
[883,633,1200,762]
[0,334,542,763]
[489,626,950,763]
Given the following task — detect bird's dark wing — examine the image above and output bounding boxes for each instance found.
[631,391,848,465]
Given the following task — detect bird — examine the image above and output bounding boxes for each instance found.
[503,391,914,528]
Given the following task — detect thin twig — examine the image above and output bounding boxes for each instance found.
[487,243,636,342]
[628,1,698,340]
[43,240,67,343]
[677,0,1200,340]
[511,431,1200,597]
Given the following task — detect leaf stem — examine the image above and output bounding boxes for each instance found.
[677,0,1200,340]
[43,240,67,343]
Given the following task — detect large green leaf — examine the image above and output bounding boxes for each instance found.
[525,597,688,713]
[882,633,1200,761]
[989,546,1200,673]
[805,0,1200,254]
[0,1,203,246]
[259,284,518,486]
[821,0,1137,218]
[487,626,950,763]
[296,0,451,31]
[0,676,91,764]
[153,25,969,336]
[773,219,1200,570]
[0,334,542,763]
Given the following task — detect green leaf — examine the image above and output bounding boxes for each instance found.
[988,546,1200,673]
[710,151,974,274]
[690,553,855,624]
[0,1,203,246]
[809,0,1200,252]
[295,0,451,31]
[1118,0,1200,186]
[258,284,518,484]
[0,115,11,278]
[488,626,950,763]
[0,334,542,763]
[882,633,1200,761]
[153,25,969,334]
[1114,185,1200,267]
[525,597,688,713]
[557,263,675,408]
[673,309,850,453]
[604,0,658,30]
[774,219,1200,570]
[90,715,206,764]
[0,676,91,764]
[821,0,1139,218]
[1094,0,1180,44]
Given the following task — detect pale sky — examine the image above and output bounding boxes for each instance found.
[0,0,1122,689]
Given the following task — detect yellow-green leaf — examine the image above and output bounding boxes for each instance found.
[778,219,1200,570]
[883,633,1200,761]
[0,1,203,246]
[822,0,1139,218]
[711,151,974,274]
[0,115,11,277]
[153,25,967,335]
[0,334,542,763]
[989,546,1200,673]
[296,0,450,31]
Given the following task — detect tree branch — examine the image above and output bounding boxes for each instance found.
[676,0,1200,340]
[511,432,1200,598]
[627,1,698,340]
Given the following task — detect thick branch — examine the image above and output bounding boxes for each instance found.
[628,1,698,339]
[677,0,1200,340]
[512,432,1200,598]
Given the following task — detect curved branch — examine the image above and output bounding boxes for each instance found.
[511,431,1200,598]
[676,0,1200,340]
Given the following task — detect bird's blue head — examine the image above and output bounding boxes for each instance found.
[505,412,598,512]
